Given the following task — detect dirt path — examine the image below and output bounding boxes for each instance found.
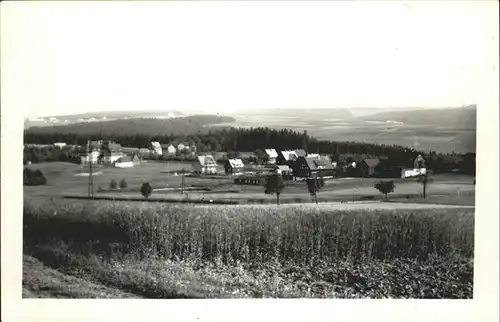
[193,201,475,210]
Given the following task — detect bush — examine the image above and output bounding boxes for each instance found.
[140,182,152,200]
[374,180,396,200]
[109,179,118,190]
[23,168,47,186]
[119,179,128,189]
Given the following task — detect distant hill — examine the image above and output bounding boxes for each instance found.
[358,106,476,130]
[24,110,186,128]
[24,115,235,137]
[227,107,354,120]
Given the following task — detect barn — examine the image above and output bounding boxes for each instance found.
[358,158,381,178]
[276,150,298,166]
[193,155,218,175]
[233,175,267,186]
[114,155,134,168]
[293,156,335,179]
[225,158,245,175]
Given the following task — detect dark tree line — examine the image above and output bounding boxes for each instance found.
[23,146,81,165]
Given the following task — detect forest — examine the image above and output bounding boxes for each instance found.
[24,115,235,137]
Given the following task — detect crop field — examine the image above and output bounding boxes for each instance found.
[23,199,474,298]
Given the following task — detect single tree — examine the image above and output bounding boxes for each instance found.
[109,179,118,190]
[306,177,325,204]
[264,173,285,205]
[374,180,396,200]
[418,173,433,199]
[119,178,128,189]
[140,182,153,201]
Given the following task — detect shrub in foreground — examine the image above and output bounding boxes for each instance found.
[23,168,47,186]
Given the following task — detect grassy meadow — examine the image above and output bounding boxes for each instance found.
[23,198,474,299]
[24,161,475,206]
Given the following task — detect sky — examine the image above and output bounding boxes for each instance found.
[2,1,498,118]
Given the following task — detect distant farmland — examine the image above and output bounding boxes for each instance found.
[218,107,476,154]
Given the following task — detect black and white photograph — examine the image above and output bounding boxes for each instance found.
[1,0,499,321]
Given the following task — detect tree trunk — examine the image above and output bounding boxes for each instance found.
[315,193,318,204]
[385,193,388,200]
[277,193,280,206]
[423,183,426,199]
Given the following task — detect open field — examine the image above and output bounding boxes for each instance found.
[23,199,474,298]
[24,161,475,206]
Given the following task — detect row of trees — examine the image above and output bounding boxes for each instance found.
[263,174,433,205]
[23,146,81,165]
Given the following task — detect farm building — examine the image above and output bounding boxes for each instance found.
[272,165,293,180]
[265,149,279,164]
[398,154,427,179]
[238,152,257,163]
[130,152,142,165]
[213,152,228,162]
[401,167,427,179]
[233,175,267,186]
[413,154,426,168]
[80,149,100,165]
[177,143,187,151]
[24,144,51,149]
[149,141,163,155]
[137,148,151,158]
[225,158,245,175]
[161,144,177,155]
[114,155,134,168]
[276,150,298,165]
[295,149,307,157]
[293,156,335,179]
[53,142,67,148]
[358,158,380,177]
[193,155,218,174]
[121,146,140,154]
[100,141,123,165]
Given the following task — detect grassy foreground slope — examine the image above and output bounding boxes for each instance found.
[23,200,474,299]
[23,255,138,298]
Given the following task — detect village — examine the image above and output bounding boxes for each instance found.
[48,139,429,183]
